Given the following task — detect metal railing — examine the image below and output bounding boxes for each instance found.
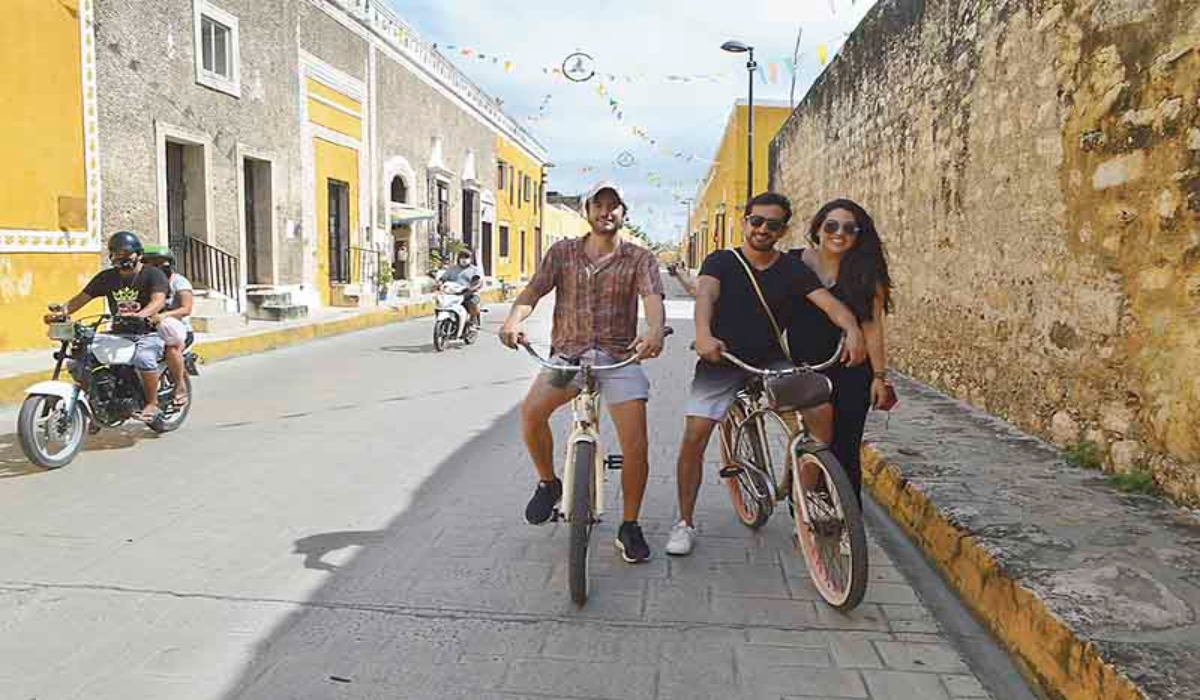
[333,245,387,290]
[181,235,241,312]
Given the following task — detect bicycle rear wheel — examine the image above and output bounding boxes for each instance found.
[721,402,773,529]
[568,441,596,606]
[791,448,868,611]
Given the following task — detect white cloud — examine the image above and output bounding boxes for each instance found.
[389,0,877,241]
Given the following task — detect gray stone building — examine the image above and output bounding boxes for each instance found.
[93,0,546,323]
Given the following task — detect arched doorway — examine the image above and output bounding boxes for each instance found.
[390,174,411,280]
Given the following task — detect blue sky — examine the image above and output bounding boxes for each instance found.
[388,0,877,242]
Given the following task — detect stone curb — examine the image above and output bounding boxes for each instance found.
[0,289,506,408]
[862,443,1145,700]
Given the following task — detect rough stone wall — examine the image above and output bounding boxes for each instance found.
[96,0,306,283]
[374,53,496,276]
[770,0,1200,504]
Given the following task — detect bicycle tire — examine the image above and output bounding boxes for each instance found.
[791,448,868,611]
[721,402,772,529]
[568,441,596,606]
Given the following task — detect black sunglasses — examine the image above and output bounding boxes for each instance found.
[822,219,862,236]
[745,215,787,232]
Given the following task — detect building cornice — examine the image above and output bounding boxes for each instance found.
[324,0,549,165]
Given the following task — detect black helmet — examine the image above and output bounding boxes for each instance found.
[107,231,143,255]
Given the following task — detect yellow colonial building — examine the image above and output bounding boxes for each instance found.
[0,0,104,352]
[685,99,792,267]
[492,136,548,281]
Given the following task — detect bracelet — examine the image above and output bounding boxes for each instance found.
[873,371,888,380]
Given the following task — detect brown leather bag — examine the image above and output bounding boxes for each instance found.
[731,251,832,410]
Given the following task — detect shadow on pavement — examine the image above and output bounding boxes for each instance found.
[0,427,146,479]
[219,404,593,699]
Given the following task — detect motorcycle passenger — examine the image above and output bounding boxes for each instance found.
[142,245,193,409]
[441,248,484,328]
[44,231,169,422]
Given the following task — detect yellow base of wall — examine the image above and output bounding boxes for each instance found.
[862,445,1144,700]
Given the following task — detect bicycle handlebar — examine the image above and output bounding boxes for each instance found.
[692,335,845,375]
[520,327,674,372]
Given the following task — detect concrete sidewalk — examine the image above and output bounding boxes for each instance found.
[0,289,505,407]
[863,376,1200,700]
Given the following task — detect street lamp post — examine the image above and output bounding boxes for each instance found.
[721,40,756,210]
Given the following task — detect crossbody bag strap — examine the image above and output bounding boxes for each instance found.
[731,250,791,358]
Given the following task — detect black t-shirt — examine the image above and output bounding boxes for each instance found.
[786,248,854,365]
[83,266,169,318]
[700,248,821,365]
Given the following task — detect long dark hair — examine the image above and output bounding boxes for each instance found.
[807,199,893,321]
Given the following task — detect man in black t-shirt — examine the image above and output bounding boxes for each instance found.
[665,193,867,556]
[45,231,169,422]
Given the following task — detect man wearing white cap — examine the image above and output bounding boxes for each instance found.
[500,182,666,563]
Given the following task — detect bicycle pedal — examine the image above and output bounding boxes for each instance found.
[604,454,624,470]
[718,465,744,479]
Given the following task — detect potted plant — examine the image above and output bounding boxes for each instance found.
[376,261,393,302]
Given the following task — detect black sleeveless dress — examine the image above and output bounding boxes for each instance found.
[785,249,874,501]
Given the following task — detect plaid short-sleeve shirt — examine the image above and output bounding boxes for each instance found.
[527,236,665,358]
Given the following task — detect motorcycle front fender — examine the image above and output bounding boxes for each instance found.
[24,381,92,415]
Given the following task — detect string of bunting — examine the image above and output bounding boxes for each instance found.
[429,37,848,86]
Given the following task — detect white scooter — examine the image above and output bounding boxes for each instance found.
[432,281,480,351]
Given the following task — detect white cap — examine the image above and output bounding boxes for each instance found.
[583,181,628,211]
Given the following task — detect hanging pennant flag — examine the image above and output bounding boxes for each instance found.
[757,63,768,84]
[503,60,514,72]
[783,58,796,76]
[817,44,829,65]
[768,62,779,84]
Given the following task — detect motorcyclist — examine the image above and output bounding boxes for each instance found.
[142,245,193,409]
[440,248,484,328]
[44,231,169,422]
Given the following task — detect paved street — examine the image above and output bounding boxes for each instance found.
[1,287,995,700]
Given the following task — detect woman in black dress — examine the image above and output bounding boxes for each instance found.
[787,199,894,502]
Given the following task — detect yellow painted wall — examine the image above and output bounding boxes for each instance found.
[0,0,87,232]
[689,104,792,262]
[0,254,105,352]
[494,136,545,281]
[0,0,104,353]
[542,204,589,248]
[306,79,363,140]
[313,138,359,307]
[307,77,362,307]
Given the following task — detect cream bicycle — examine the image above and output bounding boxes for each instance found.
[520,330,672,605]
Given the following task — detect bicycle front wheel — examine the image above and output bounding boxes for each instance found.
[791,448,868,611]
[568,441,596,606]
[721,402,773,529]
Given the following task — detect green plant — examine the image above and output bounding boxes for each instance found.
[1063,441,1103,470]
[1109,465,1158,495]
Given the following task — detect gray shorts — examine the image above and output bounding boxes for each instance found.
[685,359,793,421]
[541,350,650,405]
[132,334,165,372]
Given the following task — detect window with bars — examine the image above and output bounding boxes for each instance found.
[499,225,510,257]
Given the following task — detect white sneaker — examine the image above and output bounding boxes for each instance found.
[665,521,697,556]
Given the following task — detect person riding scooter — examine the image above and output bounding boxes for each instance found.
[44,231,169,422]
[142,245,193,409]
[439,248,483,329]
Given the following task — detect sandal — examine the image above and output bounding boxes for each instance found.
[172,392,190,409]
[135,406,163,423]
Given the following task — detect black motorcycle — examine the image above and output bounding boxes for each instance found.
[17,315,199,469]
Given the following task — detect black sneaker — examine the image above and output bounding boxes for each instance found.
[525,478,562,525]
[615,521,651,563]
